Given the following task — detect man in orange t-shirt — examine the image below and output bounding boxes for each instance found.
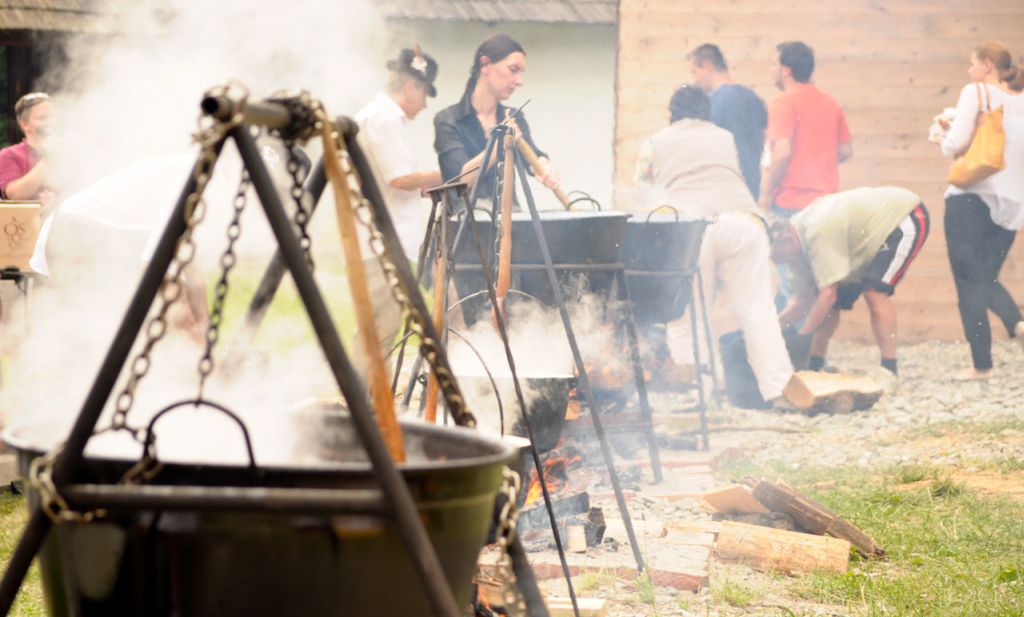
[759,41,852,216]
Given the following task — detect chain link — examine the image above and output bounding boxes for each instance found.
[29,444,107,524]
[494,466,525,614]
[196,168,252,398]
[327,124,477,428]
[284,142,315,271]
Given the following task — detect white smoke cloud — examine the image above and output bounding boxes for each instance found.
[2,0,392,463]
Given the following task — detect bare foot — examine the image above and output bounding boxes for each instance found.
[954,368,992,381]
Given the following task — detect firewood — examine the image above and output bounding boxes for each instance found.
[701,484,769,514]
[547,597,607,617]
[782,370,883,414]
[566,523,587,553]
[602,517,666,540]
[518,492,590,533]
[714,521,850,574]
[751,480,885,557]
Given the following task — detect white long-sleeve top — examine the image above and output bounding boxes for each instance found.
[941,82,1024,230]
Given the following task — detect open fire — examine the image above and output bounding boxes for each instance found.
[523,439,584,505]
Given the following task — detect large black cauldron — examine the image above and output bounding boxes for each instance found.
[451,210,631,321]
[621,214,709,325]
[5,406,515,617]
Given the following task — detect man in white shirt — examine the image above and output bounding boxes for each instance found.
[352,46,443,368]
[355,46,442,257]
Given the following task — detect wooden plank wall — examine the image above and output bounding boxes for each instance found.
[615,0,1024,342]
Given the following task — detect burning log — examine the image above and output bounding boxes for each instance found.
[518,491,590,533]
[522,443,583,506]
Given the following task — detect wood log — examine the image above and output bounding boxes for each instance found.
[752,480,885,557]
[714,521,850,574]
[782,370,883,414]
[701,484,770,514]
[603,516,666,540]
[548,597,607,617]
[566,523,587,553]
[518,492,590,533]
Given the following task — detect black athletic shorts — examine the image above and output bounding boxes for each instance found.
[835,203,929,310]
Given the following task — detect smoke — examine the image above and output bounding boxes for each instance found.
[444,288,623,436]
[2,1,392,464]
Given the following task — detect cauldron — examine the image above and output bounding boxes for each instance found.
[621,213,709,325]
[451,210,631,321]
[459,374,575,453]
[5,405,515,617]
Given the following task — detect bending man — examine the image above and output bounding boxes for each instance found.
[770,187,929,377]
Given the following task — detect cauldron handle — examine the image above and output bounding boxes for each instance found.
[565,190,602,212]
[646,205,679,222]
[470,207,496,223]
[131,399,258,480]
[445,327,508,435]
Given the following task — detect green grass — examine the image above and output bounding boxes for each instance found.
[635,572,657,608]
[0,493,45,616]
[718,458,1024,616]
[713,577,758,607]
[575,569,616,594]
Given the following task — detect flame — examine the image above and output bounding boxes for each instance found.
[524,442,583,506]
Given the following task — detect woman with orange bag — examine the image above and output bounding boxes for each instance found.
[935,41,1024,379]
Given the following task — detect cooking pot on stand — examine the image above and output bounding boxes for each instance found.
[4,402,515,617]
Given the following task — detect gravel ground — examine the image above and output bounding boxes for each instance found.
[537,337,1024,616]
[708,338,1024,471]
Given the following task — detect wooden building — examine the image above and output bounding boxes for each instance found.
[615,0,1024,341]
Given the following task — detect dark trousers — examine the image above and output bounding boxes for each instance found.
[944,193,1022,370]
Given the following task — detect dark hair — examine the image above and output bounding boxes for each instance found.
[687,43,727,72]
[777,41,815,83]
[669,85,711,123]
[462,34,526,99]
[975,41,1024,92]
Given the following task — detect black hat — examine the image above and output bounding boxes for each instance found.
[387,46,439,97]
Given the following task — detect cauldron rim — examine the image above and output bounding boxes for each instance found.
[2,411,517,476]
[465,209,632,222]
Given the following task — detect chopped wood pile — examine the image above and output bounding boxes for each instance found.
[783,371,884,414]
[701,479,885,575]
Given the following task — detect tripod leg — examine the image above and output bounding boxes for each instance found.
[513,155,646,575]
[687,276,710,451]
[618,269,663,483]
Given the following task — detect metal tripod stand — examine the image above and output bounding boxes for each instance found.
[0,91,516,617]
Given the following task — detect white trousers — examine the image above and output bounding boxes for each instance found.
[667,212,793,400]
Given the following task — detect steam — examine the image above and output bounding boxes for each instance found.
[2,1,392,465]
[445,289,624,435]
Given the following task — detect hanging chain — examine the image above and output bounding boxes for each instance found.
[285,141,315,271]
[108,139,225,436]
[28,82,246,524]
[267,89,323,273]
[28,444,108,524]
[494,467,525,613]
[326,121,477,429]
[196,167,252,398]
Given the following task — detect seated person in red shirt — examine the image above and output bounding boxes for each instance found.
[0,92,52,203]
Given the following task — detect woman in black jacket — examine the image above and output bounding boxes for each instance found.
[433,34,559,199]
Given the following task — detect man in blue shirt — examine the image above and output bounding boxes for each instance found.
[689,44,767,199]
